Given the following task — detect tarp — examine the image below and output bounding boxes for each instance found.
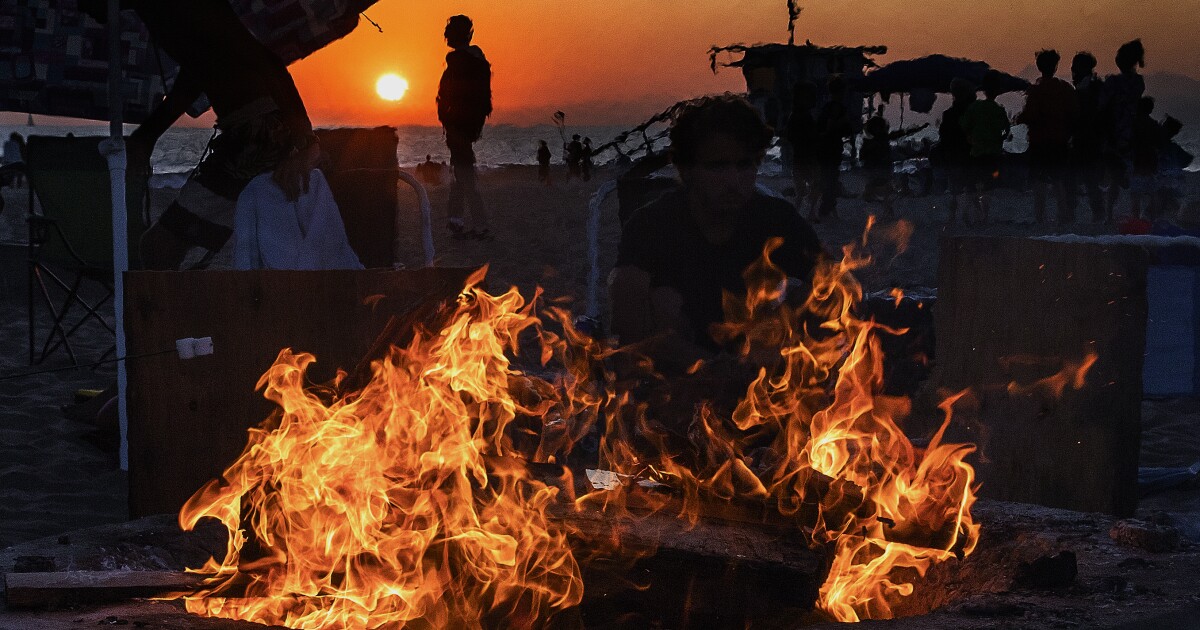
[856,54,1029,99]
[0,0,377,123]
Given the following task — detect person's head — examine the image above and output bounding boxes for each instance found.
[1071,51,1097,83]
[1137,95,1155,117]
[444,15,473,49]
[583,137,591,144]
[950,77,977,104]
[8,132,21,142]
[539,139,547,147]
[792,80,818,109]
[981,69,1003,99]
[572,134,580,141]
[670,94,773,220]
[1035,49,1060,77]
[1115,39,1145,73]
[425,154,433,161]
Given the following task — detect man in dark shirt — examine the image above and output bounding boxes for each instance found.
[609,94,824,373]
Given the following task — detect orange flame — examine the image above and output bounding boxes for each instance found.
[176,232,979,626]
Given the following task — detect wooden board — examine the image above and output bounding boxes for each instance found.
[124,268,476,518]
[931,236,1148,516]
[4,571,201,608]
[315,127,399,269]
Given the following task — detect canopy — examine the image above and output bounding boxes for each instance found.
[0,0,377,123]
[856,54,1030,98]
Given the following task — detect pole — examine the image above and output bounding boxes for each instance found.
[103,0,131,471]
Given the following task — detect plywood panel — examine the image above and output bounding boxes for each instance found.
[932,236,1148,516]
[125,268,475,518]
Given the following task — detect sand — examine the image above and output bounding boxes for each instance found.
[0,163,1198,619]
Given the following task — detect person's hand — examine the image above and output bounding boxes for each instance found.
[272,142,320,201]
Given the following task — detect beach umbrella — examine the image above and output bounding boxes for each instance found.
[0,0,381,471]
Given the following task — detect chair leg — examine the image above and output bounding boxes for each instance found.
[31,264,80,365]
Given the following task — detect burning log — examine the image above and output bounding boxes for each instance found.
[4,570,202,609]
[556,504,829,625]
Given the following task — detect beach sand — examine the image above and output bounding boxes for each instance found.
[0,163,1198,618]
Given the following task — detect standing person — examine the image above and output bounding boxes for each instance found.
[80,0,322,270]
[1129,96,1163,219]
[1015,49,1078,224]
[938,78,976,224]
[565,134,583,180]
[785,81,820,217]
[1099,39,1146,219]
[581,137,594,181]
[437,14,492,240]
[959,70,1011,225]
[609,94,824,371]
[1,132,24,188]
[859,108,896,218]
[536,140,552,185]
[814,74,853,222]
[1070,51,1107,222]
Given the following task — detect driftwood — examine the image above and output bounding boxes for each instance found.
[4,570,202,608]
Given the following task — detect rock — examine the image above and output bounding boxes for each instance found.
[1015,551,1078,589]
[1109,518,1181,552]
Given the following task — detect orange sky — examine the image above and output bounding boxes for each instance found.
[291,0,1198,127]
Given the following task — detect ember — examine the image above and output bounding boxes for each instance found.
[174,230,980,626]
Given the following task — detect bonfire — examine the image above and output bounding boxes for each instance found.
[173,225,980,627]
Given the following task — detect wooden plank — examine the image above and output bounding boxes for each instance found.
[4,571,202,608]
[124,268,476,518]
[931,236,1148,516]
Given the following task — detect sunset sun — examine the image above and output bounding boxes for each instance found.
[375,73,408,101]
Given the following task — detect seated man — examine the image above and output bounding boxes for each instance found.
[608,94,825,375]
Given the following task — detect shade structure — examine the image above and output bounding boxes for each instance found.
[0,0,379,123]
[855,54,1030,98]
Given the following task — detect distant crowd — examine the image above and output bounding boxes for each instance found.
[785,38,1191,226]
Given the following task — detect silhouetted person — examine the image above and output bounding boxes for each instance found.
[1100,39,1146,219]
[565,134,583,180]
[1070,51,1106,222]
[536,140,552,185]
[1130,96,1163,218]
[814,74,853,221]
[438,14,492,240]
[960,70,1011,224]
[1,132,24,188]
[938,78,976,223]
[785,81,819,216]
[581,137,594,181]
[609,94,823,372]
[80,0,321,270]
[417,154,443,186]
[1015,49,1077,224]
[860,107,896,218]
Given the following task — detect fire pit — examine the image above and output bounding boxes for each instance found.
[4,238,1199,628]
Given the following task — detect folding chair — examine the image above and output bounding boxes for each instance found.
[25,135,148,365]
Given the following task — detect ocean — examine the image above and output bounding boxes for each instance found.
[0,123,642,188]
[2,117,1197,190]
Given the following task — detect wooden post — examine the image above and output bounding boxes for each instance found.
[124,268,476,518]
